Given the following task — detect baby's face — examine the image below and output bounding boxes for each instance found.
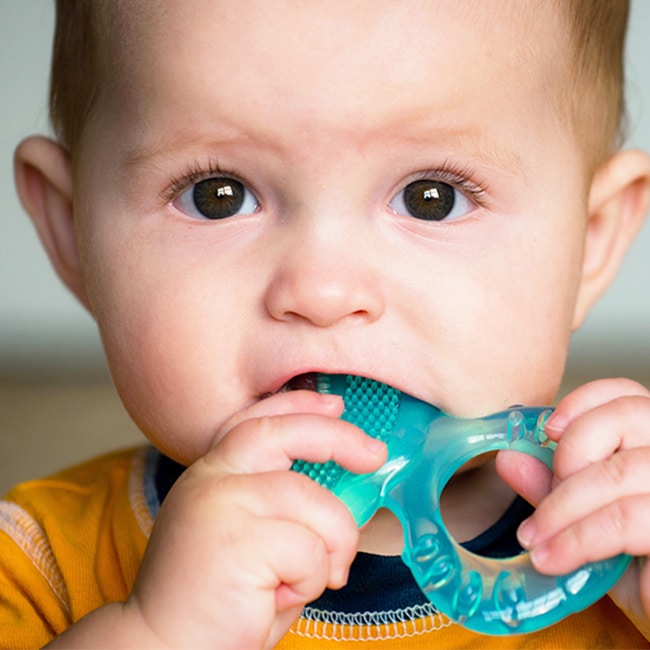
[73,0,590,464]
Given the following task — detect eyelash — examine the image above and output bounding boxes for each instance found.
[162,159,492,210]
[406,163,491,210]
[162,159,239,204]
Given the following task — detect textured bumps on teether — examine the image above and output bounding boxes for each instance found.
[291,375,400,489]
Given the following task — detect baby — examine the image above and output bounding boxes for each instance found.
[3,1,650,648]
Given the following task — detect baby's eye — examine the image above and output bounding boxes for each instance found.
[175,177,259,220]
[389,179,475,221]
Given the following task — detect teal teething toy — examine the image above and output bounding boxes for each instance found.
[292,374,631,636]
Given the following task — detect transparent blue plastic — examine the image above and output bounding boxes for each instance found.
[292,374,632,636]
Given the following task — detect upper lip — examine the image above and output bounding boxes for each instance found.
[250,339,434,405]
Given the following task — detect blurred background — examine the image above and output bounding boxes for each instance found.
[1,1,649,494]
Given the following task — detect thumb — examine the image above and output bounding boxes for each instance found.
[495,449,552,507]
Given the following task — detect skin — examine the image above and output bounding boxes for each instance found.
[12,0,650,647]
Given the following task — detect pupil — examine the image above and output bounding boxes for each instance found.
[403,180,455,221]
[193,178,245,219]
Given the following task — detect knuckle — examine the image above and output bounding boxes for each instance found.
[301,532,329,568]
[601,499,630,540]
[600,452,630,490]
[599,378,650,401]
[234,414,282,446]
[552,436,580,480]
[212,415,287,472]
[562,498,631,562]
[610,394,648,421]
[294,473,340,520]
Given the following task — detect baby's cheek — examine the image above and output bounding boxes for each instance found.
[101,339,210,464]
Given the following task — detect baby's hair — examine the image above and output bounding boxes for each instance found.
[49,1,106,163]
[565,0,631,168]
[49,0,630,170]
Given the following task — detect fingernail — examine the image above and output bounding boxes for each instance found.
[365,436,386,455]
[332,566,350,589]
[517,517,537,548]
[530,543,550,569]
[544,412,566,435]
[321,393,342,403]
[321,394,344,409]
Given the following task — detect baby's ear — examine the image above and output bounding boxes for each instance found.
[14,136,90,311]
[572,149,650,329]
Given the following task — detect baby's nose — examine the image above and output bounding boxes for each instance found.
[263,250,385,328]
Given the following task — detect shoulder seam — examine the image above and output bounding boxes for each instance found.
[0,500,71,616]
[128,446,156,537]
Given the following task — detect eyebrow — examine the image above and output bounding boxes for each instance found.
[442,128,523,177]
[124,129,245,168]
[123,120,524,179]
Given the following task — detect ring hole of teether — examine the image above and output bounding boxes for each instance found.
[439,451,538,557]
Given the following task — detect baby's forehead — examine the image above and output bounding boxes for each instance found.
[73,0,615,173]
[105,3,570,112]
[104,1,570,89]
[107,0,568,55]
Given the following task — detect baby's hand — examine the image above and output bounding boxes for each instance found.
[508,378,650,637]
[125,390,387,649]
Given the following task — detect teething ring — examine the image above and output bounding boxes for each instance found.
[292,374,631,635]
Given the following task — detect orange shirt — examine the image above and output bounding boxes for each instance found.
[0,446,647,649]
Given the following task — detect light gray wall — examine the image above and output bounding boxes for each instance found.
[1,1,649,374]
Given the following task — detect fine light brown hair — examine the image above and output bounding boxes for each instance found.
[49,0,630,170]
[564,0,631,169]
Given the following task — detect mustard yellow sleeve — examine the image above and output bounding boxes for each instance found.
[0,447,150,649]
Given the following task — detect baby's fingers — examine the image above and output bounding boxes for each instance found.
[550,393,650,480]
[222,470,361,584]
[525,494,650,576]
[519,448,650,573]
[146,467,361,648]
[496,450,552,507]
[549,378,650,428]
[204,399,387,477]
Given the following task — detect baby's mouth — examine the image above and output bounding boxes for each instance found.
[261,372,321,399]
[279,372,320,393]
